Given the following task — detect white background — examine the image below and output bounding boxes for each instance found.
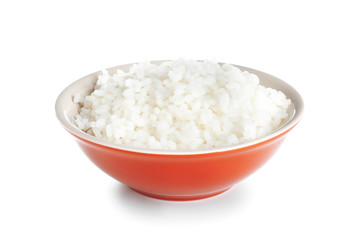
[1,0,360,239]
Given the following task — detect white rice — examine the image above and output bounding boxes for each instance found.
[74,59,291,150]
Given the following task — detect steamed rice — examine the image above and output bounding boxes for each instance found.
[74,59,291,150]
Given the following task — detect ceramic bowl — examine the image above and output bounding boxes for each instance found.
[55,61,303,201]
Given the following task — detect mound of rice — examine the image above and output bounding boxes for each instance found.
[74,59,291,150]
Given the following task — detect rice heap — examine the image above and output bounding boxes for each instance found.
[74,59,291,150]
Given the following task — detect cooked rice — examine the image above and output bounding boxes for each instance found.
[74,59,291,150]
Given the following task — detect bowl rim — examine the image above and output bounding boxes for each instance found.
[55,61,304,155]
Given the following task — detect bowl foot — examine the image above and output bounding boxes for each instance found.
[129,187,231,201]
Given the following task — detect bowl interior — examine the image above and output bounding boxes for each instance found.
[56,61,303,155]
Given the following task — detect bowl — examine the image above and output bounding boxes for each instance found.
[55,61,304,201]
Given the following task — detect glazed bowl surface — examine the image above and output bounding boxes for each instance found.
[55,61,303,201]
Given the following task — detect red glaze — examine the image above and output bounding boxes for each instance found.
[71,126,294,201]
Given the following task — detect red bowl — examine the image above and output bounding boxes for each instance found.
[55,61,304,201]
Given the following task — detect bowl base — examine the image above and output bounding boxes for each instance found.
[129,187,231,201]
